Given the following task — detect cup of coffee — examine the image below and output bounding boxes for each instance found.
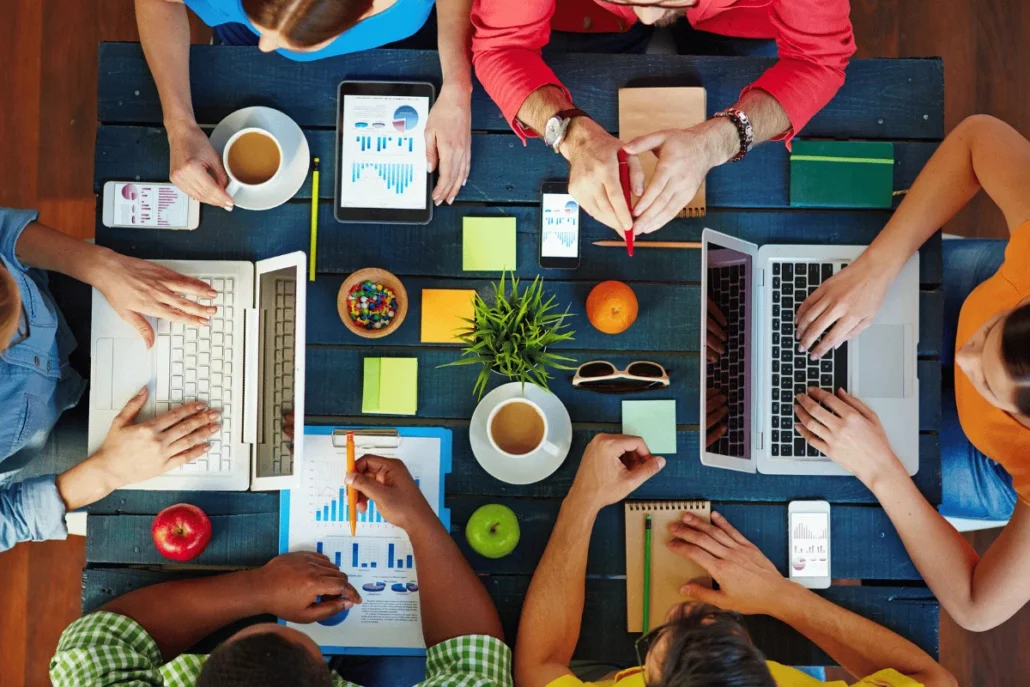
[487,397,561,458]
[222,126,284,197]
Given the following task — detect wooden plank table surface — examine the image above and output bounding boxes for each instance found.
[85,43,944,667]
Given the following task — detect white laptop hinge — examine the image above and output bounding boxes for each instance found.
[757,432,764,451]
[758,268,765,287]
[242,307,260,446]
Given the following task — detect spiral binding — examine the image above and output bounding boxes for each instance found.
[626,500,707,511]
[676,207,707,219]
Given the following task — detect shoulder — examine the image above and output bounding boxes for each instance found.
[421,635,513,687]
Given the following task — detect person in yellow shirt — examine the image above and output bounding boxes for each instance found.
[514,434,956,687]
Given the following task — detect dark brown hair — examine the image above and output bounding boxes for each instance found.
[197,631,331,687]
[1001,302,1030,415]
[242,0,375,48]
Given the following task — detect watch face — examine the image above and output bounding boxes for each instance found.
[544,116,562,147]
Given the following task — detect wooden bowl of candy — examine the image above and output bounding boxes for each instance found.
[338,268,408,339]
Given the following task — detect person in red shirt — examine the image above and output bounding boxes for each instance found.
[471,0,855,236]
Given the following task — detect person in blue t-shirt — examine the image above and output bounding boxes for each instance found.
[0,207,222,552]
[135,0,472,210]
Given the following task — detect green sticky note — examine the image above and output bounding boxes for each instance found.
[362,357,418,415]
[463,217,517,271]
[622,400,677,454]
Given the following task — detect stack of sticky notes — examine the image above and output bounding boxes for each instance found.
[789,140,895,209]
[362,357,418,415]
[622,399,677,454]
[421,289,476,343]
[463,217,517,271]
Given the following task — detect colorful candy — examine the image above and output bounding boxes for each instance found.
[347,280,399,331]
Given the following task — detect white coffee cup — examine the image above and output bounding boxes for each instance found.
[222,126,284,198]
[486,397,562,459]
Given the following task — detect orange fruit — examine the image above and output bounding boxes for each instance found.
[587,281,638,334]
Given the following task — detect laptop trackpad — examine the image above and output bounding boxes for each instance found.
[855,325,906,398]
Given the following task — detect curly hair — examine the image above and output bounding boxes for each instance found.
[196,631,332,687]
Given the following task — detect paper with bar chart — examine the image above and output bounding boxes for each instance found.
[280,427,450,653]
[339,95,429,210]
[790,512,829,578]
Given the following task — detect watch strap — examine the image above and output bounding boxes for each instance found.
[713,108,754,163]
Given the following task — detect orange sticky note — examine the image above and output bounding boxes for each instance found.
[421,289,476,343]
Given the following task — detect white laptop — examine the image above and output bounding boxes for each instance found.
[700,228,919,476]
[87,252,306,491]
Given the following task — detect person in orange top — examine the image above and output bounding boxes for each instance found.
[792,114,1030,632]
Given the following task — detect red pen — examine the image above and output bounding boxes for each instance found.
[617,149,634,257]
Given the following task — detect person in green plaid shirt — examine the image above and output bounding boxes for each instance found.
[50,456,512,687]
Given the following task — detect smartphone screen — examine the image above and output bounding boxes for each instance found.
[540,189,580,268]
[109,183,191,228]
[789,511,830,579]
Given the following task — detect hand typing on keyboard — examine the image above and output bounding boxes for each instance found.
[794,254,895,359]
[707,297,728,363]
[89,250,219,348]
[55,387,220,509]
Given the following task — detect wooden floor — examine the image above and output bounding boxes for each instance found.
[0,1,1028,685]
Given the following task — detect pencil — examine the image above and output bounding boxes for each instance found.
[643,514,652,632]
[346,431,357,537]
[593,240,701,249]
[308,157,320,282]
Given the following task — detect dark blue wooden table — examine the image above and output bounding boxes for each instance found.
[85,43,944,665]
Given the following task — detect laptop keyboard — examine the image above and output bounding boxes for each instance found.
[706,263,747,458]
[155,276,237,474]
[271,278,296,475]
[769,261,848,459]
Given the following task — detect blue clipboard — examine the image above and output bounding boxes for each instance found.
[278,425,452,656]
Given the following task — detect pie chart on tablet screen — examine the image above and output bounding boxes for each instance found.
[392,105,419,132]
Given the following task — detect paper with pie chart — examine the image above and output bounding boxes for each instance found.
[790,512,830,578]
[279,427,451,654]
[339,94,430,210]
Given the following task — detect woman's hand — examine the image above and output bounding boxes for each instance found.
[794,255,896,359]
[425,81,472,206]
[168,121,234,210]
[90,249,218,348]
[794,387,906,487]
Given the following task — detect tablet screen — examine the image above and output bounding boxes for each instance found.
[339,94,430,211]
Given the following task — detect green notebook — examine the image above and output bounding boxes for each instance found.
[790,140,895,209]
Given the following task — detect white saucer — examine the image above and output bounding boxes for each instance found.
[470,382,573,485]
[209,106,310,211]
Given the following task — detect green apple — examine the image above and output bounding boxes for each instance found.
[465,504,520,559]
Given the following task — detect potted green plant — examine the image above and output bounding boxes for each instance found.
[443,272,576,398]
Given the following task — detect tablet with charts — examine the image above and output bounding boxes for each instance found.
[335,81,435,224]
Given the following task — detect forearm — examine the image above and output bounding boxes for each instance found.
[55,456,119,511]
[514,494,597,684]
[98,568,265,660]
[14,220,115,285]
[771,584,951,685]
[516,85,573,139]
[408,517,503,645]
[732,88,792,147]
[434,0,473,92]
[135,0,197,131]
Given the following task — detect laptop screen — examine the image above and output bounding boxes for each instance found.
[705,242,752,463]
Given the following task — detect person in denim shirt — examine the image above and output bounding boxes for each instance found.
[0,207,224,551]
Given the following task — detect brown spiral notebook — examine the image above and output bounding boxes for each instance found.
[625,500,713,632]
[618,87,708,219]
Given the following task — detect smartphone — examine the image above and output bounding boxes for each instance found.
[788,500,831,589]
[539,180,581,269]
[102,181,200,230]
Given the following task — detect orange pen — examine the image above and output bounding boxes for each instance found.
[346,431,357,536]
[617,149,634,257]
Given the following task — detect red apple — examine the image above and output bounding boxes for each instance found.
[151,503,212,562]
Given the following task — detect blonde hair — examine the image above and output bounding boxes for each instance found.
[0,268,22,352]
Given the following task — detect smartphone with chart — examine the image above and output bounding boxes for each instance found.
[101,181,199,230]
[539,180,581,269]
[788,500,831,589]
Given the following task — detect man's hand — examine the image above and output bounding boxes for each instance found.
[562,119,638,236]
[425,81,472,206]
[90,249,218,348]
[794,387,906,487]
[248,552,362,623]
[567,434,665,512]
[707,297,728,363]
[705,389,728,448]
[622,119,736,235]
[795,256,896,359]
[168,120,234,210]
[345,455,435,532]
[668,511,790,616]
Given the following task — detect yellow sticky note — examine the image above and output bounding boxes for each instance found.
[362,357,418,415]
[463,217,517,271]
[421,289,476,343]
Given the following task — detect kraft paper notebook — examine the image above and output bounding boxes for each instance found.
[618,87,707,219]
[625,500,712,632]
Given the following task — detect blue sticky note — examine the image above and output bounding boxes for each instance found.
[622,400,677,454]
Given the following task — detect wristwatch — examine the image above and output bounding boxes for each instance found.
[713,107,754,162]
[543,108,590,154]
